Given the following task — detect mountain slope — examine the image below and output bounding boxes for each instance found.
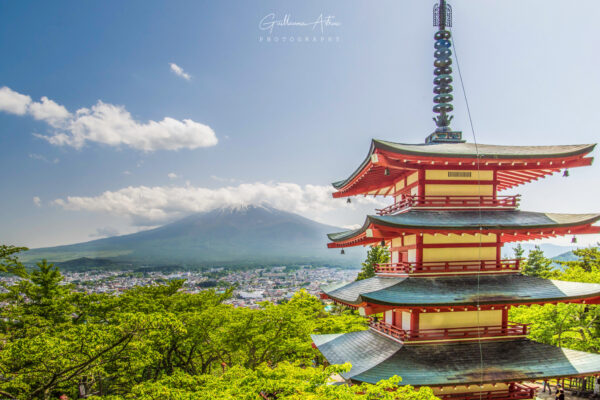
[22,205,362,267]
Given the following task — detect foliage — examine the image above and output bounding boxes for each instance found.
[115,362,436,400]
[0,244,29,278]
[520,245,553,278]
[356,245,390,281]
[510,245,600,353]
[558,246,600,274]
[0,248,434,400]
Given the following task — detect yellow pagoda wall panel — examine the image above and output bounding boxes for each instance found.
[422,246,496,262]
[407,172,418,185]
[425,170,494,181]
[391,237,404,248]
[419,310,502,330]
[432,383,508,396]
[404,235,416,246]
[424,184,493,196]
[395,180,405,191]
[423,233,497,244]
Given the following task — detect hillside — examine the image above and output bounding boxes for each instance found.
[22,205,363,268]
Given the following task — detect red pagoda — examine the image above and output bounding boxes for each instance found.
[312,2,600,399]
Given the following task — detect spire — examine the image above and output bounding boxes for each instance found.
[426,0,463,144]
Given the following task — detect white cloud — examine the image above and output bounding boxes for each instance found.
[53,182,384,227]
[167,172,178,179]
[0,86,218,152]
[169,63,191,80]
[0,87,31,115]
[28,96,71,127]
[33,196,41,207]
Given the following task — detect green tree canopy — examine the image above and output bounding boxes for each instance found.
[510,245,600,353]
[0,246,434,400]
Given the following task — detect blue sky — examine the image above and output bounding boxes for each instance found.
[1,0,599,248]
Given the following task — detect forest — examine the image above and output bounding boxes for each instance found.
[0,243,598,399]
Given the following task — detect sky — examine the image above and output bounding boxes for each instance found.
[1,0,599,249]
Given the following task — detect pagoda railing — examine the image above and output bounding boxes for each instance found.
[369,319,529,343]
[375,259,520,275]
[437,383,536,400]
[376,195,520,215]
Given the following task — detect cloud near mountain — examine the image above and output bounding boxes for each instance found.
[52,182,385,226]
[0,86,217,151]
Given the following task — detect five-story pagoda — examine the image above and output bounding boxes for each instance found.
[312,2,600,399]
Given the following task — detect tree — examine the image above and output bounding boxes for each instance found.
[513,243,524,261]
[0,244,432,399]
[559,245,600,273]
[356,245,389,281]
[520,245,553,278]
[123,362,436,400]
[0,244,28,278]
[510,245,600,354]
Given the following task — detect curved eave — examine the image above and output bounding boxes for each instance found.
[322,275,600,308]
[312,331,600,387]
[327,211,600,248]
[332,140,596,197]
[374,140,596,160]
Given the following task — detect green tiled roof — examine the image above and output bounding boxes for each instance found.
[332,140,596,189]
[312,330,600,386]
[327,210,600,242]
[373,140,596,159]
[324,275,600,307]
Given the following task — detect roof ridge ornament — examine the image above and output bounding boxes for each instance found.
[426,0,464,144]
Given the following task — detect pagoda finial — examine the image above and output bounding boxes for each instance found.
[426,0,463,144]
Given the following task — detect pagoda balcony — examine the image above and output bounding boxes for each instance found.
[375,195,520,215]
[368,319,529,344]
[437,383,537,400]
[375,259,521,276]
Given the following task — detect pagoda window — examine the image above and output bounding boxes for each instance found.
[400,311,411,330]
[384,310,394,325]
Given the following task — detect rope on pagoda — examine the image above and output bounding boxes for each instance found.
[446,5,486,395]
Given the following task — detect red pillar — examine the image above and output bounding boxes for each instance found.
[411,310,420,333]
[418,169,425,198]
[416,234,423,265]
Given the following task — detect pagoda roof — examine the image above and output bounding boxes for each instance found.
[371,140,594,161]
[327,210,600,246]
[311,330,600,386]
[322,274,600,307]
[332,140,595,197]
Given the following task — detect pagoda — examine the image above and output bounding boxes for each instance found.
[312,2,600,399]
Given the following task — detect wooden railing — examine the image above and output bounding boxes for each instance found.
[438,383,536,400]
[375,259,520,275]
[376,195,520,215]
[368,319,529,343]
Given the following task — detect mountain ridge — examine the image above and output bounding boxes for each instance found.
[21,205,363,268]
